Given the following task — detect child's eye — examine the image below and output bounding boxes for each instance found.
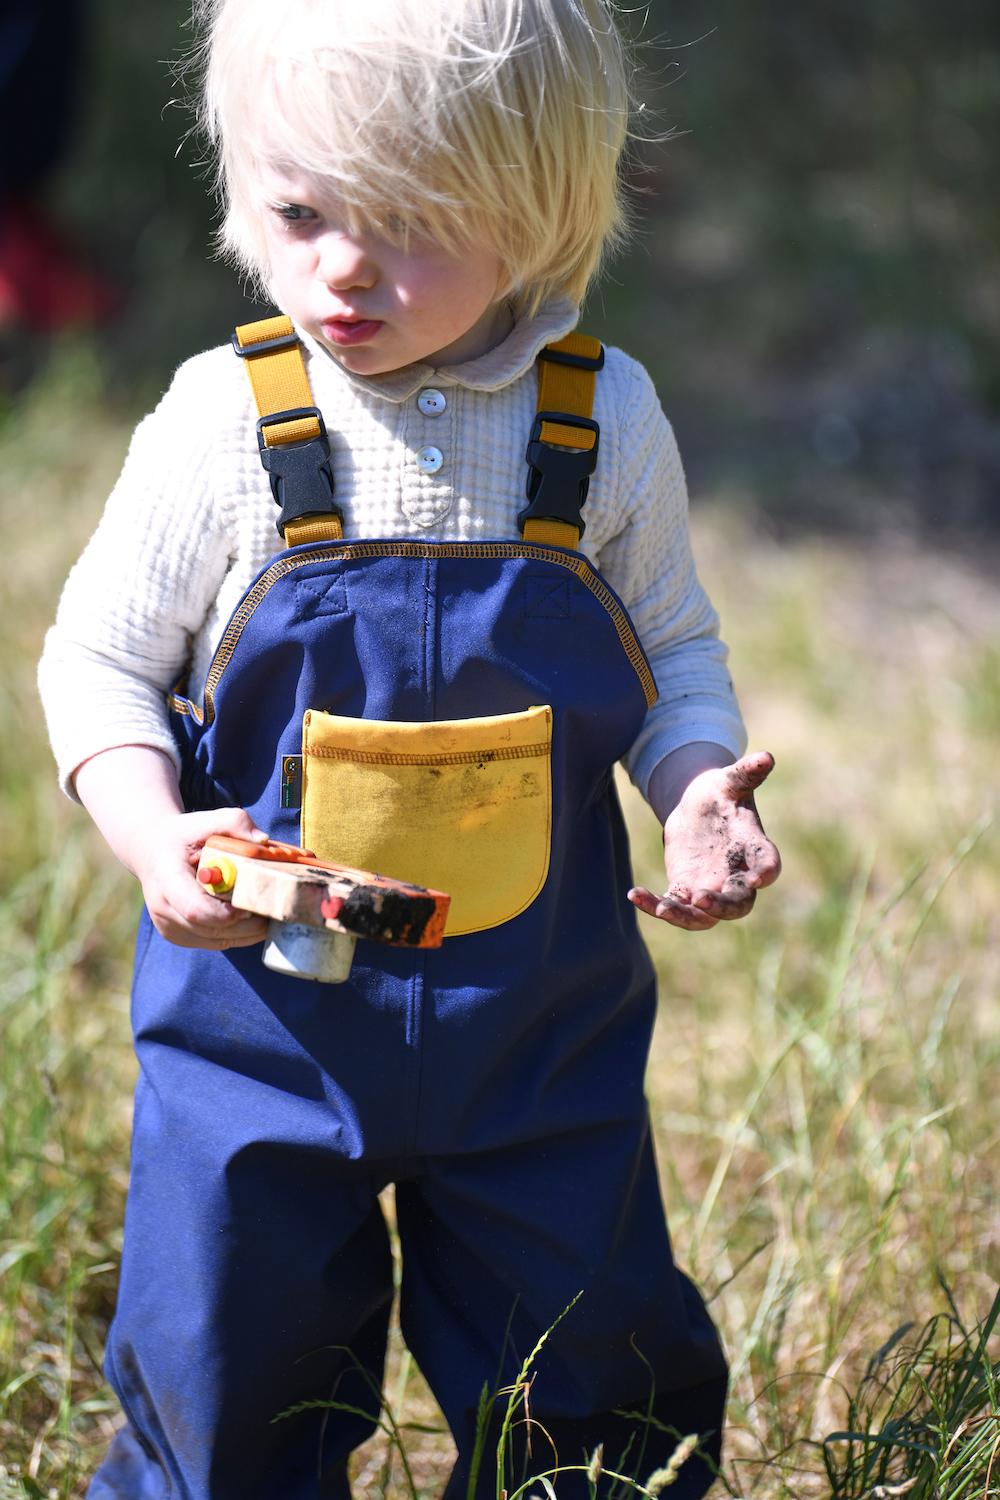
[274,202,318,224]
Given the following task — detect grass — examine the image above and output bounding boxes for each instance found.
[821,1285,1000,1497]
[0,348,997,1497]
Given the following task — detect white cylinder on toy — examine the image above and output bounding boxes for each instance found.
[262,922,358,983]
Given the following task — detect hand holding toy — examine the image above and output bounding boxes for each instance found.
[196,834,450,981]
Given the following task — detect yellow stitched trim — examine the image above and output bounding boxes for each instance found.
[307,741,549,767]
[186,542,656,725]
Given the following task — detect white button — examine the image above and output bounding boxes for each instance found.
[417,388,447,416]
[416,445,444,474]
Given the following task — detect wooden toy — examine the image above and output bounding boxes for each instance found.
[196,835,450,982]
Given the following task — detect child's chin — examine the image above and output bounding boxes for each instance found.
[326,342,404,376]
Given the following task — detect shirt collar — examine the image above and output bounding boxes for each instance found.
[297,296,580,404]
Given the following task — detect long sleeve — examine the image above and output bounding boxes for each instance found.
[595,357,747,801]
[37,351,242,798]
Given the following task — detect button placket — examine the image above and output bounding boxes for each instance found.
[416,389,447,474]
[399,384,457,527]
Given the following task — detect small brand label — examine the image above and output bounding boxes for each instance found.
[280,755,302,809]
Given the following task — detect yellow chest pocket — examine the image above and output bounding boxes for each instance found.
[301,705,552,936]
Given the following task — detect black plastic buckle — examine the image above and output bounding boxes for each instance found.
[232,328,301,358]
[519,411,600,538]
[255,407,340,536]
[537,343,605,372]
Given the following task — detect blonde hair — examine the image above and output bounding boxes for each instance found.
[193,0,637,316]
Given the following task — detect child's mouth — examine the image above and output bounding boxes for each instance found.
[322,318,383,347]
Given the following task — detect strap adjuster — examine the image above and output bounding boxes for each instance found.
[537,343,606,372]
[255,406,341,537]
[232,328,301,358]
[518,410,600,539]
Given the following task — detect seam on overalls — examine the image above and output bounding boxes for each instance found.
[304,742,549,766]
[406,950,427,1155]
[410,554,434,1149]
[423,553,435,714]
[169,542,657,727]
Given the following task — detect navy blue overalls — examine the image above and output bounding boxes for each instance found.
[88,322,728,1500]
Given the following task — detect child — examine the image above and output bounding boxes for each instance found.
[39,1,780,1495]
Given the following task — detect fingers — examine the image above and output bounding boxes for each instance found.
[746,836,782,888]
[690,876,758,920]
[721,750,775,803]
[151,905,269,949]
[156,916,270,951]
[633,841,778,929]
[628,886,719,931]
[178,805,268,858]
[139,805,272,949]
[628,871,763,928]
[148,915,269,949]
[209,806,269,842]
[149,881,269,949]
[721,833,782,891]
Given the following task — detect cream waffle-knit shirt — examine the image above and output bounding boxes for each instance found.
[39,297,746,802]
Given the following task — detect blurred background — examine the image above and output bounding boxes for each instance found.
[3,0,999,533]
[0,2,997,1497]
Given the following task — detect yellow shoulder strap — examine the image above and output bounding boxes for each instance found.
[522,331,603,549]
[234,317,602,551]
[233,314,343,546]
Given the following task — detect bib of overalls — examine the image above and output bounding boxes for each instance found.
[160,533,660,1151]
[173,537,653,912]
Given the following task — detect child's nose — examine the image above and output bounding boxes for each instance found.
[316,231,377,291]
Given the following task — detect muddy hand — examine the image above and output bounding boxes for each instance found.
[628,751,781,931]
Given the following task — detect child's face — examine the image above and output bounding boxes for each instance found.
[259,172,510,375]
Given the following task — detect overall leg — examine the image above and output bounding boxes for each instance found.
[396,1117,727,1500]
[89,1064,395,1500]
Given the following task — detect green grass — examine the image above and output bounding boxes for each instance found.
[0,353,997,1497]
